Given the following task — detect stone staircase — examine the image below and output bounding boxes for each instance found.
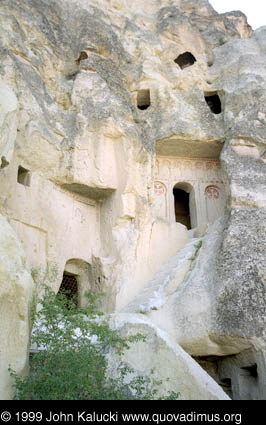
[121,236,203,314]
[112,230,230,399]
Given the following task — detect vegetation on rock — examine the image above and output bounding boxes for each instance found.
[10,284,179,400]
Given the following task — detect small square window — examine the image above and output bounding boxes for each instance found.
[17,166,31,186]
[174,52,196,70]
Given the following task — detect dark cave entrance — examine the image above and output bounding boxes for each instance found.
[173,187,191,229]
[204,92,222,114]
[174,52,196,70]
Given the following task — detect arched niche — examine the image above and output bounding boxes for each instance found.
[173,182,197,229]
[137,89,151,110]
[57,258,92,308]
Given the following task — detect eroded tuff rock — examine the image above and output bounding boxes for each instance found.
[0,79,34,399]
[108,314,230,400]
[0,78,18,168]
[0,215,34,399]
[0,0,265,399]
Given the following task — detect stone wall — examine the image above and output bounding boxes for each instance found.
[0,153,101,290]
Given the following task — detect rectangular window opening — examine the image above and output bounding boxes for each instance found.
[17,166,31,186]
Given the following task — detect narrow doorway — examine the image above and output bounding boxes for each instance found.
[173,187,191,229]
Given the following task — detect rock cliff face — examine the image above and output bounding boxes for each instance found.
[0,0,265,399]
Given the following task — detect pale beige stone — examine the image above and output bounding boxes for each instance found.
[0,216,34,400]
[0,79,18,167]
[109,314,230,400]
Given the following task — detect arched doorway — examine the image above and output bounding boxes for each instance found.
[57,258,92,308]
[173,182,196,229]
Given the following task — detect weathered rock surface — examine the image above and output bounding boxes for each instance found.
[0,77,33,399]
[0,79,18,168]
[0,216,33,400]
[109,314,230,400]
[0,0,265,399]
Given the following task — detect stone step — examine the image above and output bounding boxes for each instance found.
[122,237,203,314]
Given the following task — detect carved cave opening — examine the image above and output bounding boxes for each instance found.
[204,92,222,114]
[174,52,196,69]
[57,272,78,308]
[173,187,191,230]
[137,89,151,110]
[77,51,88,63]
[17,165,31,186]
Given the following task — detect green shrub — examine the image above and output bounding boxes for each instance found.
[9,285,179,400]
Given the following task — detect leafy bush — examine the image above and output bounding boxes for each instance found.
[9,285,179,400]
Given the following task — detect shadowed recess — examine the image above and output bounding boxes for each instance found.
[174,52,196,69]
[137,89,151,110]
[204,92,222,114]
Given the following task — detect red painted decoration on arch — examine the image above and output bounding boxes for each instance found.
[205,185,220,200]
